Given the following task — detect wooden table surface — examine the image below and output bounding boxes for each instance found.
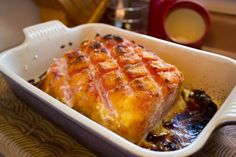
[0,76,235,157]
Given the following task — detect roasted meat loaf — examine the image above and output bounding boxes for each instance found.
[39,34,184,143]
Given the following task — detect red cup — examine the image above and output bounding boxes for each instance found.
[148,0,211,48]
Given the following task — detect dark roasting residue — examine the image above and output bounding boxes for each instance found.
[143,90,217,151]
[102,34,123,42]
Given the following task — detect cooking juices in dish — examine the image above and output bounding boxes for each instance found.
[141,89,217,151]
[34,34,217,151]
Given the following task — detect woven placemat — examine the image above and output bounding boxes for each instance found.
[0,75,235,157]
[0,76,96,157]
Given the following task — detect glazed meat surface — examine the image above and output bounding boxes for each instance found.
[39,34,184,143]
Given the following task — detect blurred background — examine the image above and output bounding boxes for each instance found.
[0,0,235,59]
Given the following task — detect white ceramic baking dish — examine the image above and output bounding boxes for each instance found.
[0,21,235,157]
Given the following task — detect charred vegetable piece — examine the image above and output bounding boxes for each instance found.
[144,90,217,151]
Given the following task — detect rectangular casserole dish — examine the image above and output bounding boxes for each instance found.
[0,21,235,157]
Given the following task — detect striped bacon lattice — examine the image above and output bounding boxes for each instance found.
[39,34,184,143]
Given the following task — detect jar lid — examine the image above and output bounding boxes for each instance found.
[162,1,211,48]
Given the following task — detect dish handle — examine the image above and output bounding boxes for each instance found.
[216,86,236,126]
[23,20,69,41]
